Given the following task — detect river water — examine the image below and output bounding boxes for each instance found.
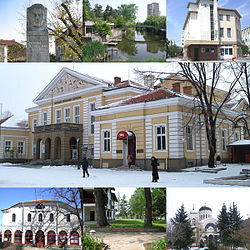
[108,29,166,61]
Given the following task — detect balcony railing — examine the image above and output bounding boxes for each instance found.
[34,123,83,133]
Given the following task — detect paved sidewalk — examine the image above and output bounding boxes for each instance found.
[94,232,165,250]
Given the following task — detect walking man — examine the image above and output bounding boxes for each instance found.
[82,157,89,178]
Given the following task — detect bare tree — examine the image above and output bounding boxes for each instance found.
[16,119,28,128]
[144,188,152,227]
[135,62,244,168]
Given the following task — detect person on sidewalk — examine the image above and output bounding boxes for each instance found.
[151,156,159,182]
[82,157,89,178]
[127,154,133,168]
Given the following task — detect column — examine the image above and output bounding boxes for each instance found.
[145,117,152,158]
[112,122,116,159]
[83,98,89,145]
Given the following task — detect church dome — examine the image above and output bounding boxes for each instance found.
[199,206,212,212]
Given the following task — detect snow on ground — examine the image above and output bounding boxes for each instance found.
[0,163,249,187]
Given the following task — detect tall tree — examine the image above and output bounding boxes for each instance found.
[94,188,109,226]
[93,4,103,19]
[117,194,130,218]
[152,188,166,220]
[117,4,138,25]
[171,204,193,249]
[129,188,145,219]
[144,188,152,227]
[217,203,230,246]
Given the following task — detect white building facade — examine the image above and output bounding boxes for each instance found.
[183,0,242,60]
[242,25,250,48]
[1,200,81,247]
[189,206,218,246]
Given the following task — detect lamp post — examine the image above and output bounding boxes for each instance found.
[77,138,80,169]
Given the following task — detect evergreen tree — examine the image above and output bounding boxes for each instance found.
[118,194,129,218]
[217,203,230,246]
[171,204,194,249]
[228,203,243,247]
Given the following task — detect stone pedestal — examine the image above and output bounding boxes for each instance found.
[27,4,49,62]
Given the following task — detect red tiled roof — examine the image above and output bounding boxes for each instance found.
[121,88,175,105]
[115,80,150,90]
[0,115,13,125]
[0,40,21,47]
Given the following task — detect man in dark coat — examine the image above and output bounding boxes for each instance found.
[151,156,159,182]
[82,157,89,178]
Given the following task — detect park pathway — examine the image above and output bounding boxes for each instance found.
[94,232,165,250]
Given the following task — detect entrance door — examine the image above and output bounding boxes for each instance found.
[35,230,45,247]
[194,48,199,61]
[128,133,136,164]
[90,211,95,221]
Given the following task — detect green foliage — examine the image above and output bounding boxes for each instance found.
[144,14,166,29]
[117,193,130,218]
[94,20,112,37]
[171,204,194,249]
[208,239,217,250]
[167,44,183,57]
[241,44,249,55]
[103,5,119,23]
[129,188,145,219]
[151,238,166,250]
[152,188,166,220]
[7,43,25,62]
[115,16,126,27]
[93,4,103,19]
[117,4,138,25]
[217,203,243,248]
[82,232,103,250]
[82,41,107,62]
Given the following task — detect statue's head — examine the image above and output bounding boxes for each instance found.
[27,4,47,31]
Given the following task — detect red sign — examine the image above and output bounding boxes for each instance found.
[117,131,128,140]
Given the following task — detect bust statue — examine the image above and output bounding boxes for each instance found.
[27,4,47,31]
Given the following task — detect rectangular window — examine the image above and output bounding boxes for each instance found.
[186,126,194,151]
[102,130,111,152]
[154,124,166,151]
[5,140,12,150]
[66,214,70,222]
[210,4,214,40]
[227,28,231,38]
[43,112,47,125]
[32,141,36,155]
[221,129,227,152]
[89,144,94,157]
[219,14,223,21]
[220,28,224,37]
[90,103,95,135]
[74,106,80,124]
[64,107,70,123]
[235,131,240,141]
[226,15,230,21]
[55,109,61,124]
[17,141,25,154]
[32,118,37,132]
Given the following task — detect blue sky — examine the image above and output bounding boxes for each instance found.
[167,0,250,45]
[0,0,166,45]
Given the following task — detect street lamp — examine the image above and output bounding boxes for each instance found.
[77,138,80,169]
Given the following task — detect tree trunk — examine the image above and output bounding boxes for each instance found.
[144,188,152,227]
[78,188,84,242]
[94,188,109,226]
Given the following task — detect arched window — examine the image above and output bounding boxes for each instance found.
[47,231,56,245]
[70,231,79,245]
[58,231,67,246]
[12,213,16,222]
[66,214,70,222]
[4,230,12,242]
[38,213,43,222]
[14,230,22,244]
[50,213,54,222]
[25,230,33,245]
[27,213,31,222]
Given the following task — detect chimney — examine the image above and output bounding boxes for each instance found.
[183,86,192,96]
[172,82,180,93]
[114,77,121,85]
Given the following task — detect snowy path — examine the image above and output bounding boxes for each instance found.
[0,163,250,187]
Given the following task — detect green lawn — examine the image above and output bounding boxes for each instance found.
[89,219,166,230]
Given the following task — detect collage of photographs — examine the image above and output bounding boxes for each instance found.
[0,0,249,249]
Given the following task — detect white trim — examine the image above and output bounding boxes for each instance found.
[112,122,117,159]
[73,105,80,124]
[94,124,100,159]
[103,87,145,97]
[17,141,25,155]
[2,135,29,139]
[43,111,48,125]
[145,118,152,158]
[101,129,111,153]
[89,102,95,136]
[64,107,71,123]
[221,128,228,152]
[153,123,167,152]
[4,140,13,149]
[83,98,89,144]
[55,108,62,124]
[32,118,37,132]
[185,125,194,152]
